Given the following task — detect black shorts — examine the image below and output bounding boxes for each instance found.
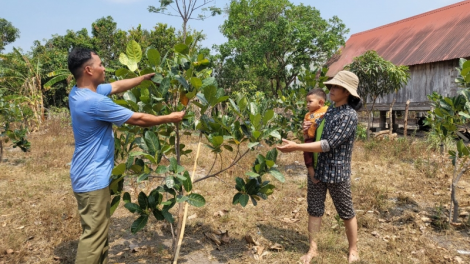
[307,178,356,220]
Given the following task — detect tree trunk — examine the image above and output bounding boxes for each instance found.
[389,95,396,136]
[0,139,3,163]
[403,100,410,137]
[451,182,459,223]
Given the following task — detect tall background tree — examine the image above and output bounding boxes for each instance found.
[148,0,221,41]
[0,18,20,52]
[345,50,410,138]
[216,0,348,97]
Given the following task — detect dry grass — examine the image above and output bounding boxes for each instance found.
[1,118,470,264]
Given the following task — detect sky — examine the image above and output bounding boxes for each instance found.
[0,0,464,54]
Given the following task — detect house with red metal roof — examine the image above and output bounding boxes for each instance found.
[327,0,470,112]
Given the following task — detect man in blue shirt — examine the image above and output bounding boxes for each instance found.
[67,47,184,264]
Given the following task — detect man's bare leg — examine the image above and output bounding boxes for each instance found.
[300,216,322,264]
[344,216,359,263]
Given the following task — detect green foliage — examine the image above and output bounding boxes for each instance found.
[355,123,367,141]
[0,90,31,154]
[346,51,410,104]
[0,18,20,52]
[217,0,347,96]
[111,39,286,232]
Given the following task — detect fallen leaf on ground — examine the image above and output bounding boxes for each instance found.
[221,231,230,244]
[6,249,14,254]
[53,256,61,260]
[245,234,259,246]
[204,232,221,246]
[187,213,197,220]
[269,243,283,252]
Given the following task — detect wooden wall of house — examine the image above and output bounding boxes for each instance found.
[365,59,459,111]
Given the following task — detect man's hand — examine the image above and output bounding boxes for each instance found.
[142,73,155,81]
[276,138,298,153]
[168,111,185,123]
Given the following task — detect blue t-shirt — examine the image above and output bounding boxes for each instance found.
[69,84,134,193]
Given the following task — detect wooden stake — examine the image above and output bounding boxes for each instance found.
[173,135,202,264]
[404,100,410,137]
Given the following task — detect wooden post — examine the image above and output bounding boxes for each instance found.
[404,100,410,137]
[379,111,387,129]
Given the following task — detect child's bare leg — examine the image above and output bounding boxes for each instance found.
[307,167,315,182]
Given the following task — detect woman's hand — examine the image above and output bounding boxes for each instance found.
[276,138,298,153]
[303,121,312,132]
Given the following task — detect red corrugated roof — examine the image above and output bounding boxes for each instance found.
[327,0,470,76]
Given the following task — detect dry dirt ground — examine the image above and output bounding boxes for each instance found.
[1,118,470,264]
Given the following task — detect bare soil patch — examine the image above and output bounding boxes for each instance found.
[1,120,470,263]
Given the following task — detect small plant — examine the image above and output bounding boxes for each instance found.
[355,123,367,141]
[431,203,449,231]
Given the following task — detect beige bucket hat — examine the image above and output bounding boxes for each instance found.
[324,70,360,98]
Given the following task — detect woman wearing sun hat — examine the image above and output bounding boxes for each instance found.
[277,70,362,263]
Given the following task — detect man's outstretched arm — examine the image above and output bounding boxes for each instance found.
[126,111,185,127]
[110,73,155,95]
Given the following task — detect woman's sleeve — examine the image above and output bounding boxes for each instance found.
[320,113,357,152]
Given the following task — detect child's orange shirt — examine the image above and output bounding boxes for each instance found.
[304,106,328,139]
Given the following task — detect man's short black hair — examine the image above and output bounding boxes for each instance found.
[68,47,98,80]
[306,88,327,101]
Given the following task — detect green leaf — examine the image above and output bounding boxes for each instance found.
[138,192,148,209]
[253,131,261,140]
[185,35,193,46]
[248,142,259,149]
[152,209,165,221]
[259,184,275,196]
[262,110,274,125]
[232,193,242,205]
[187,193,206,207]
[123,192,131,203]
[144,131,160,156]
[123,91,137,103]
[131,215,148,234]
[147,48,161,67]
[211,136,223,147]
[235,177,245,192]
[182,171,192,192]
[239,194,249,207]
[162,210,174,223]
[266,160,275,168]
[119,53,129,66]
[266,148,278,162]
[269,168,285,183]
[156,165,168,174]
[169,157,178,172]
[190,77,202,89]
[127,40,142,62]
[124,202,142,213]
[223,145,233,151]
[176,75,189,90]
[174,43,189,55]
[269,130,281,140]
[245,171,260,177]
[112,163,126,175]
[165,176,175,188]
[110,196,120,216]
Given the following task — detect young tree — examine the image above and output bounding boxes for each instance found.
[217,0,347,96]
[148,0,221,41]
[345,50,410,138]
[427,58,470,223]
[111,39,284,263]
[0,18,20,52]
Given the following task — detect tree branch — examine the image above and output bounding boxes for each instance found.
[194,149,251,183]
